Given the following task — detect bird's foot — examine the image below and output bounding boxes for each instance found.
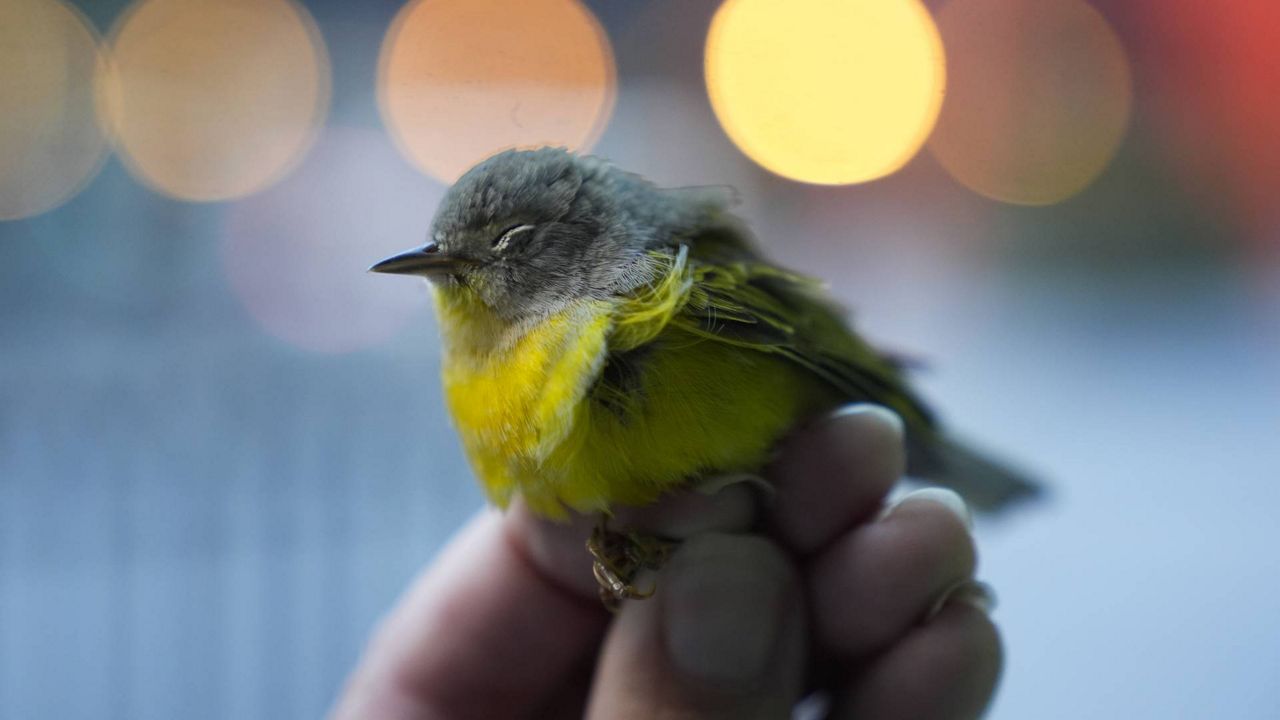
[587,516,678,612]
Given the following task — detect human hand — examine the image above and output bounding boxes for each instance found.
[330,405,1002,719]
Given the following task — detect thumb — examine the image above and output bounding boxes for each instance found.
[585,533,806,719]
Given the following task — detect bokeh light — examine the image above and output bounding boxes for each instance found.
[0,0,108,220]
[222,127,441,354]
[378,0,616,183]
[928,0,1132,206]
[97,0,329,202]
[1140,0,1280,241]
[704,0,945,185]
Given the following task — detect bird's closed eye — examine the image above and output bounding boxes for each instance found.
[493,224,535,253]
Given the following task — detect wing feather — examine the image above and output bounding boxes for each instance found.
[668,242,938,431]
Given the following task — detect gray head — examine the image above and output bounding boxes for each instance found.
[370,147,733,322]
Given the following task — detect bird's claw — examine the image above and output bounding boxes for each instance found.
[587,516,677,612]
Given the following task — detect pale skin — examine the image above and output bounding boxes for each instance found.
[331,405,1003,719]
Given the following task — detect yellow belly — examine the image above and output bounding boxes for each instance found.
[537,331,831,515]
[438,290,831,517]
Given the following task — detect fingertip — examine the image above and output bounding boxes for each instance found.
[832,600,1003,720]
[585,533,807,719]
[506,501,604,600]
[880,487,973,531]
[810,495,978,659]
[829,403,905,438]
[661,534,797,685]
[769,404,906,554]
[614,480,759,539]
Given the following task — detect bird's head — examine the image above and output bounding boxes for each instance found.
[371,147,732,323]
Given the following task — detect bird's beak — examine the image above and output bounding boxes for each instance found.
[368,243,464,277]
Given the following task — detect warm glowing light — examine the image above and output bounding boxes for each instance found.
[0,0,108,220]
[928,0,1132,205]
[98,0,329,202]
[704,0,945,185]
[222,128,441,354]
[378,0,616,183]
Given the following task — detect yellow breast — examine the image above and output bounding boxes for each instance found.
[435,287,616,513]
[434,251,832,518]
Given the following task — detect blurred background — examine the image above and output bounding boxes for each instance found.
[1,0,1277,717]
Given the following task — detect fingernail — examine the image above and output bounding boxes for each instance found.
[663,534,790,684]
[830,403,904,438]
[878,487,973,530]
[693,472,773,498]
[927,579,996,620]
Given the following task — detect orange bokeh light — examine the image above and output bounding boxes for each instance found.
[378,0,616,183]
[928,0,1132,205]
[98,0,330,202]
[0,0,109,220]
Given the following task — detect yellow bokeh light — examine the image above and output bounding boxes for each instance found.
[0,0,109,221]
[378,0,616,183]
[928,0,1132,205]
[97,0,330,202]
[704,0,946,185]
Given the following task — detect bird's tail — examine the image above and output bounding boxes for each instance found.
[907,434,1042,512]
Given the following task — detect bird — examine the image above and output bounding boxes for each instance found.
[371,147,1036,606]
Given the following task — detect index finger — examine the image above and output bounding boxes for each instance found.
[331,481,757,720]
[330,509,607,720]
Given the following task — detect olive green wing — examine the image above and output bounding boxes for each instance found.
[604,237,1039,510]
[667,255,939,432]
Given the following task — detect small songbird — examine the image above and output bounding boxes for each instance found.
[372,148,1035,605]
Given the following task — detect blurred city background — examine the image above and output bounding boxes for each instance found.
[1,0,1278,717]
